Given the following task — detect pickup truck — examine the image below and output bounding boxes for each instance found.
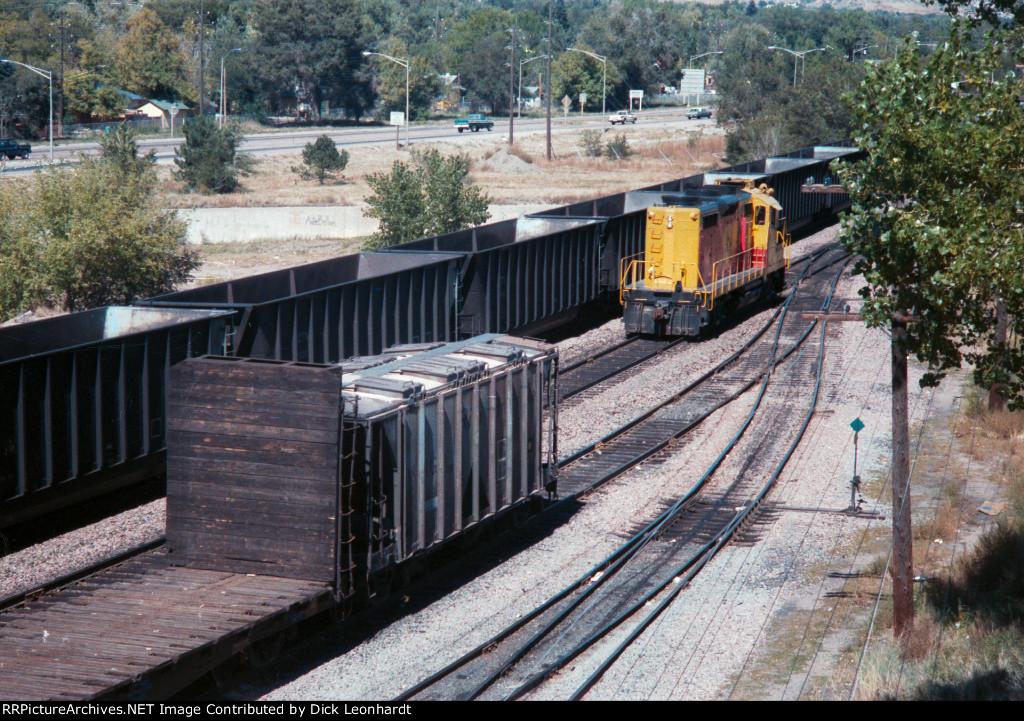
[602,109,634,125]
[0,138,30,159]
[608,110,638,125]
[454,114,494,133]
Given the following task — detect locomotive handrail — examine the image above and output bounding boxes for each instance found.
[619,256,708,304]
[705,247,758,310]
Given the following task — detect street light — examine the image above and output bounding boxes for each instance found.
[567,47,607,115]
[219,47,242,128]
[767,45,827,88]
[363,50,410,149]
[518,55,549,118]
[689,51,723,67]
[1,58,52,162]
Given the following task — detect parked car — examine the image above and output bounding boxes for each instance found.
[686,107,713,120]
[608,110,638,125]
[454,113,494,132]
[0,138,31,159]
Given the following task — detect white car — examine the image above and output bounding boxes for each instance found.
[608,110,638,125]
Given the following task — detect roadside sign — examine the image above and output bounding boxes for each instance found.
[389,111,405,126]
[579,93,587,116]
[628,89,644,100]
[170,103,179,117]
[850,418,865,433]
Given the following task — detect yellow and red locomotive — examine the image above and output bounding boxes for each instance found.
[620,181,790,336]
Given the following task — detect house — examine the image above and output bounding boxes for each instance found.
[134,99,193,129]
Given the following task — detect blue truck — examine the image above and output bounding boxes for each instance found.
[454,113,494,133]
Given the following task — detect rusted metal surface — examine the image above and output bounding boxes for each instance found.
[0,549,333,700]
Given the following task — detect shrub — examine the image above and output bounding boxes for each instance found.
[293,134,349,184]
[363,149,490,249]
[605,132,632,160]
[579,129,603,157]
[173,115,253,193]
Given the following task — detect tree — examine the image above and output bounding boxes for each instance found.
[371,39,441,121]
[417,149,490,237]
[0,157,198,316]
[551,48,620,111]
[364,149,490,249]
[363,159,427,248]
[293,134,349,184]
[837,25,1024,407]
[173,115,252,193]
[97,122,157,177]
[252,0,372,119]
[115,8,187,100]
[448,7,515,113]
[63,71,124,122]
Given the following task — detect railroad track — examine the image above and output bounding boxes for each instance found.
[0,247,846,618]
[0,247,850,701]
[395,253,848,701]
[555,247,831,405]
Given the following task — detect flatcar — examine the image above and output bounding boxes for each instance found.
[620,181,790,336]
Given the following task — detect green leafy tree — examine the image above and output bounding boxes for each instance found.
[364,149,490,249]
[371,39,441,121]
[63,71,124,122]
[97,122,157,177]
[551,48,620,111]
[417,149,490,237]
[253,0,372,119]
[363,159,427,248]
[293,135,349,184]
[173,115,253,194]
[0,189,38,320]
[3,157,197,315]
[837,25,1024,407]
[448,7,515,113]
[115,8,187,100]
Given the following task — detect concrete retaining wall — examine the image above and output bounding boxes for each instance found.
[180,204,553,245]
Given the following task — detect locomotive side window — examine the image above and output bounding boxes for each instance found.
[770,208,777,226]
[702,213,718,229]
[755,206,766,225]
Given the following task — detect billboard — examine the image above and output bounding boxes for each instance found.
[679,69,706,95]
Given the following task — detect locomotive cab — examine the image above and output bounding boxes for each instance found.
[621,181,789,337]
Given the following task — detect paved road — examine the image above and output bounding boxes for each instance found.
[2,108,709,174]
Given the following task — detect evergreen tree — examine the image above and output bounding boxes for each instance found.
[293,135,349,184]
[173,115,252,193]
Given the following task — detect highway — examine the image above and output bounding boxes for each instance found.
[1,107,704,174]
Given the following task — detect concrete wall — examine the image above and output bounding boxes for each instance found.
[180,204,553,245]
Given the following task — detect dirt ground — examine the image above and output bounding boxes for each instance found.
[172,115,726,285]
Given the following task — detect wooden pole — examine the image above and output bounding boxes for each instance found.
[890,318,914,638]
[989,300,1008,412]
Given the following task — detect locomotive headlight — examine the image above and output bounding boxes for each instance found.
[690,211,698,221]
[667,215,673,229]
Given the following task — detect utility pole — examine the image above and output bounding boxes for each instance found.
[50,9,70,138]
[890,318,913,638]
[990,301,1008,412]
[508,17,516,148]
[198,0,206,115]
[545,0,552,161]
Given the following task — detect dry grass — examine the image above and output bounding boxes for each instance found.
[156,115,727,211]
[848,400,1024,700]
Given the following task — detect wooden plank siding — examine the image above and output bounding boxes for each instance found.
[166,359,344,583]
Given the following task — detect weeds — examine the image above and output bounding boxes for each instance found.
[852,399,1024,700]
[578,129,603,157]
[605,132,633,160]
